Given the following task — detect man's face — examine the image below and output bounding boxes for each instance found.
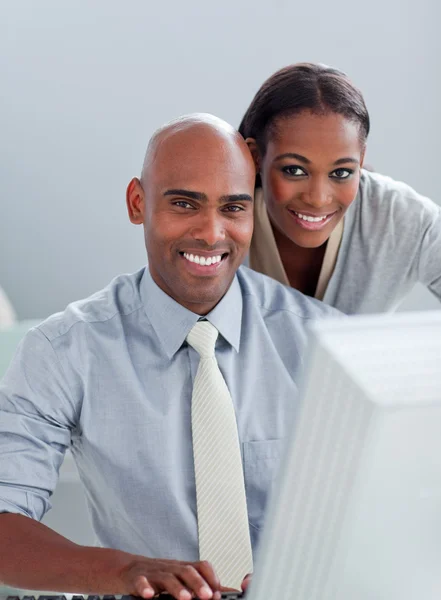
[128,125,255,314]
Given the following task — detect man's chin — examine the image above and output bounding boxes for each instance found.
[178,281,233,313]
[153,266,237,313]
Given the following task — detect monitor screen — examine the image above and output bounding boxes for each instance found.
[249,310,441,600]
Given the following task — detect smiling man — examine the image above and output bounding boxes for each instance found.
[127,114,255,315]
[0,114,339,600]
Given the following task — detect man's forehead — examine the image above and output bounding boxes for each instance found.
[156,163,253,193]
[152,138,251,183]
[154,126,236,162]
[146,117,245,161]
[140,115,254,193]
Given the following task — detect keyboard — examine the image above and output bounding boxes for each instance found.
[3,594,244,600]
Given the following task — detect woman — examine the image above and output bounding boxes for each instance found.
[239,63,441,313]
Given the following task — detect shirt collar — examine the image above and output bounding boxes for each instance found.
[140,267,243,359]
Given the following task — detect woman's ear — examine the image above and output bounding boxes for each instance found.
[245,137,261,172]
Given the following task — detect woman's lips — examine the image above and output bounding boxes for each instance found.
[288,209,337,231]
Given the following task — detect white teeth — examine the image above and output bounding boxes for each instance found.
[295,211,328,222]
[183,253,222,266]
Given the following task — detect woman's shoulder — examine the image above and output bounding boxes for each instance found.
[356,169,440,221]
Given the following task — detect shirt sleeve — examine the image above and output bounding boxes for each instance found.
[417,200,441,302]
[0,326,77,520]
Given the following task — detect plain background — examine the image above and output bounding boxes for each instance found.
[1,0,440,321]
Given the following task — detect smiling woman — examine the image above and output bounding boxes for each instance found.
[240,63,441,313]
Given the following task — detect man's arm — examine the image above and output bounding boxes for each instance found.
[0,513,221,600]
[0,328,215,598]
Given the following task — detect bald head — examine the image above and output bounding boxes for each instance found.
[140,113,253,187]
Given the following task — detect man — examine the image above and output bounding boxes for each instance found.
[0,114,339,599]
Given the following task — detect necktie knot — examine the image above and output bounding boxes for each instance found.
[186,320,218,358]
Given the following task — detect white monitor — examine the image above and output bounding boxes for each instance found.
[249,310,441,600]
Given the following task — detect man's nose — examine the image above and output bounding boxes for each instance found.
[191,211,226,247]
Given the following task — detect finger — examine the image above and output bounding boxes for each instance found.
[133,574,155,598]
[176,563,215,599]
[158,571,193,600]
[196,560,221,594]
[241,574,252,591]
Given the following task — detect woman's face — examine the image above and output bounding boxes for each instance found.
[257,110,365,249]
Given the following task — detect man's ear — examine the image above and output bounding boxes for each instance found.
[245,138,261,172]
[126,177,145,224]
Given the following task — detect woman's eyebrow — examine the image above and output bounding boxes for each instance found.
[333,157,360,166]
[274,152,310,164]
[274,153,360,166]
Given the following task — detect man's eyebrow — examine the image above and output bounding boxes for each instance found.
[274,152,359,166]
[163,190,253,204]
[163,189,208,201]
[219,194,253,203]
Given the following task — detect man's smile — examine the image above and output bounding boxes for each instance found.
[179,251,229,275]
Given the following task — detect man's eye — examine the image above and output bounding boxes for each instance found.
[223,205,244,213]
[173,200,195,209]
[282,166,306,177]
[330,168,353,179]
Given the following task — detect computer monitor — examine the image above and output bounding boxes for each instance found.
[249,310,441,600]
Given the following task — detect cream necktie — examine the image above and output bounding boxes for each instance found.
[187,320,253,590]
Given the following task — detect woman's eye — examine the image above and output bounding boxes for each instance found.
[330,168,353,179]
[282,165,306,177]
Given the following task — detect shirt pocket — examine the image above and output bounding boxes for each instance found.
[243,439,283,532]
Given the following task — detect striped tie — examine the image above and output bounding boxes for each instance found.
[187,320,253,590]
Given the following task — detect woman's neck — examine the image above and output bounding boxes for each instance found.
[271,221,327,297]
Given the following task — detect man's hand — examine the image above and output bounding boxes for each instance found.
[119,556,222,600]
[241,573,252,592]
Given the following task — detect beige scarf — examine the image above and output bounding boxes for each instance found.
[249,189,343,300]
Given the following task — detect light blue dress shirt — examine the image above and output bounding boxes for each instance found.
[0,266,339,560]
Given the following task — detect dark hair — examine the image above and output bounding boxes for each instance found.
[239,63,370,156]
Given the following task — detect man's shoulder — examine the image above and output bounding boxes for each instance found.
[237,266,342,320]
[37,268,146,343]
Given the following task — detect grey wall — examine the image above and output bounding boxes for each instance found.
[1,0,440,318]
